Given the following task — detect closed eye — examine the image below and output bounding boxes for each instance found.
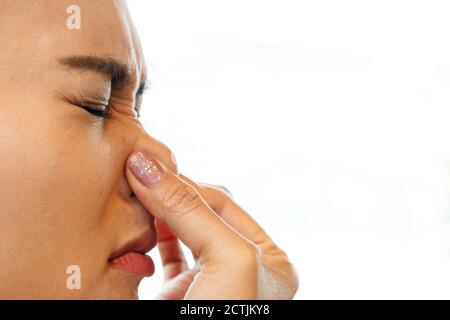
[134,106,141,118]
[77,103,112,119]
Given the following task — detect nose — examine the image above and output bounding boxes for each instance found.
[114,123,178,202]
[129,132,178,176]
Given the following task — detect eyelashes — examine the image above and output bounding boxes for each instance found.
[78,104,141,120]
[62,95,141,120]
[78,104,113,119]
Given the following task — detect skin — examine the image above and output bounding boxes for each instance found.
[0,0,298,299]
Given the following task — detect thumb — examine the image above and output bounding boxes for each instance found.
[125,151,251,263]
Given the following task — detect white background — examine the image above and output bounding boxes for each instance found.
[128,0,450,299]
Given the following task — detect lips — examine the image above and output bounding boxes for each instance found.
[109,229,157,277]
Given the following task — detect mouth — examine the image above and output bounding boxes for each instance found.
[108,229,157,277]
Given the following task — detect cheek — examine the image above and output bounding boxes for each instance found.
[0,104,118,295]
[0,105,111,223]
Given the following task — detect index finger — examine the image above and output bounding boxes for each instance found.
[125,151,251,263]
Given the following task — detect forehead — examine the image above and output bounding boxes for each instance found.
[0,0,145,78]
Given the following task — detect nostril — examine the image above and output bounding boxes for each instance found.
[130,192,135,198]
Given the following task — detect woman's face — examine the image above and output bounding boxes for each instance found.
[0,0,177,299]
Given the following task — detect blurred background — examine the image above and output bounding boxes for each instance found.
[128,0,450,299]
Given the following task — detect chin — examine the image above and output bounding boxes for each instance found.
[93,269,144,300]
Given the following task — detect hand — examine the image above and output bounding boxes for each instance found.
[126,151,299,299]
[153,218,201,300]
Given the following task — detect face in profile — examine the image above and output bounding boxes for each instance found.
[0,0,177,299]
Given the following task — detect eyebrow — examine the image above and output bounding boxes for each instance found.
[59,55,147,94]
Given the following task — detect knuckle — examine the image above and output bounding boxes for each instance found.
[231,240,261,274]
[236,240,261,262]
[162,182,203,214]
[201,183,233,199]
[216,184,232,197]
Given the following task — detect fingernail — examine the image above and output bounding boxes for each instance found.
[128,151,164,188]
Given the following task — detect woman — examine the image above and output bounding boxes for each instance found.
[0,0,298,299]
